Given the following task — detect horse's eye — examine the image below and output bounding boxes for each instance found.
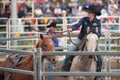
[44,44,47,47]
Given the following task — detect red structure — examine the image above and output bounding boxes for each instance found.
[36,0,45,3]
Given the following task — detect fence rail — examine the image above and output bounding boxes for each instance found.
[0,36,39,41]
[0,48,38,80]
[0,48,33,55]
[0,48,120,80]
[0,16,120,80]
[42,72,120,76]
[0,67,33,75]
[0,16,120,50]
[0,48,120,56]
[42,51,120,56]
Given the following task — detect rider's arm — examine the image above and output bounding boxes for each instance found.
[55,33,67,37]
[71,18,84,31]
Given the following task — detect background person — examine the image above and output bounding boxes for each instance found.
[46,22,67,80]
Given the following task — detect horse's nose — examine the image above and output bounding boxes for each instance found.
[53,58,55,61]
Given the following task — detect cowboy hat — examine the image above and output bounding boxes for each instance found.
[47,22,56,28]
[82,5,101,16]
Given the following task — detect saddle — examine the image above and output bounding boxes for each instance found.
[64,37,98,71]
[63,37,87,71]
[5,54,24,80]
[9,54,24,68]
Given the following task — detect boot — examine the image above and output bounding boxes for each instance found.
[62,61,72,71]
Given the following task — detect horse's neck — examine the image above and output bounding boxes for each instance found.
[78,37,87,51]
[1,57,13,68]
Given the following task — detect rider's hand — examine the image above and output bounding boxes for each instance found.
[67,29,72,35]
[48,32,55,38]
[67,29,72,33]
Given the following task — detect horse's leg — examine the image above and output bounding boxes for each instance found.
[85,56,97,80]
[69,56,84,80]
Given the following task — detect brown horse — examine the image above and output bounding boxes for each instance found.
[0,34,55,80]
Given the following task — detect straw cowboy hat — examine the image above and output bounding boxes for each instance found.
[82,5,101,16]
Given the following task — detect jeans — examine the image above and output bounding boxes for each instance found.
[97,55,103,72]
[48,62,57,80]
[62,38,81,71]
[48,48,58,80]
[62,38,103,72]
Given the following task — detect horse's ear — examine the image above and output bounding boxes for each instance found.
[40,34,44,39]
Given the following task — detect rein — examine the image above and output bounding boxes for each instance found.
[60,30,79,46]
[28,23,78,46]
[67,31,79,46]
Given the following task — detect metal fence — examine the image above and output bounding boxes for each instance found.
[0,48,36,78]
[0,36,119,80]
[0,17,119,50]
[0,48,120,80]
[0,16,120,80]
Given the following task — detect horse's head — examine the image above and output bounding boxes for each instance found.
[35,34,57,64]
[36,34,55,51]
[85,28,98,52]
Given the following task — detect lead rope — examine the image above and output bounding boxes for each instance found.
[67,31,79,47]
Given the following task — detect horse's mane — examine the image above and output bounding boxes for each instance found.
[78,37,87,51]
[87,27,98,36]
[36,39,42,48]
[79,28,98,51]
[35,35,51,48]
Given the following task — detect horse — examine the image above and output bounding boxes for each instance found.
[0,34,56,80]
[69,28,98,80]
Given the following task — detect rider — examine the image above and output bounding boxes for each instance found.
[62,5,103,73]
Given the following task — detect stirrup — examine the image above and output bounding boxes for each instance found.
[62,66,70,71]
[63,62,72,71]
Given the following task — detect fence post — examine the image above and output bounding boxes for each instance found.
[104,30,111,80]
[63,11,67,51]
[6,18,9,49]
[38,48,43,80]
[105,31,111,80]
[108,31,111,80]
[33,48,39,80]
